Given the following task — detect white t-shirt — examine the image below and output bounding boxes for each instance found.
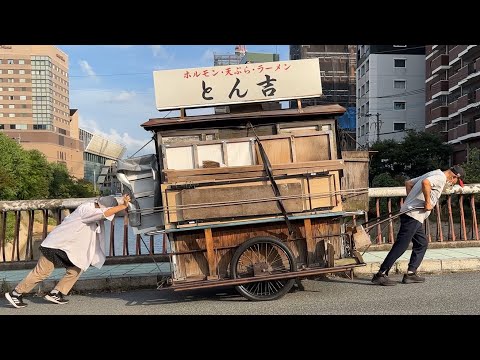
[41,202,114,271]
[400,169,446,223]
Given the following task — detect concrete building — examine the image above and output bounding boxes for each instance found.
[290,45,357,108]
[79,126,126,194]
[290,45,357,150]
[240,52,279,64]
[356,45,426,149]
[0,45,83,178]
[425,45,480,164]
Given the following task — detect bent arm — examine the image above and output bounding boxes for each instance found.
[422,178,433,210]
[405,180,414,195]
[103,194,130,218]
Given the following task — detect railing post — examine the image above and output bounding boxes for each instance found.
[459,194,467,241]
[471,194,479,241]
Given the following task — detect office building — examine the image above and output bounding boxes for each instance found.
[0,45,83,178]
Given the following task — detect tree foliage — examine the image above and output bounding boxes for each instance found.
[369,130,452,185]
[462,147,480,184]
[0,133,98,200]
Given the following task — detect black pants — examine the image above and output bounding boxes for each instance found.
[379,214,428,275]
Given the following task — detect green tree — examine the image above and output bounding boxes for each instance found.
[19,150,52,199]
[0,133,28,200]
[462,147,480,184]
[369,130,452,184]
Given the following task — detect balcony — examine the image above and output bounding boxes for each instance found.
[448,123,468,141]
[449,45,468,63]
[449,65,469,89]
[449,99,458,114]
[431,106,448,121]
[431,54,450,74]
[431,80,449,98]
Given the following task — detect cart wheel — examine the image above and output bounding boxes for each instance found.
[230,236,297,301]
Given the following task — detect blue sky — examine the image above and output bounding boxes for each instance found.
[58,45,289,157]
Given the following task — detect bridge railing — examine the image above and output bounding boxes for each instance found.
[1,184,479,263]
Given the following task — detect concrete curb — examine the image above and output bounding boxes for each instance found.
[1,273,170,295]
[354,258,480,276]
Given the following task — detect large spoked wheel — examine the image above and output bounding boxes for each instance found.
[230,236,297,301]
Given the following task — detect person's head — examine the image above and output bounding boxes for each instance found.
[96,196,119,221]
[446,165,465,188]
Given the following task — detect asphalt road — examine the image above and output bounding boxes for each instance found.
[2,272,480,315]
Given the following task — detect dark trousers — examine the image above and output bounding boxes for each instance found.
[379,214,428,275]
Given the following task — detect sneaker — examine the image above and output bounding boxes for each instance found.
[402,273,425,284]
[371,272,397,286]
[44,291,69,305]
[5,291,27,308]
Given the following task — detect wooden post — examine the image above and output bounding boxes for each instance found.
[297,99,303,112]
[204,228,218,280]
[304,218,315,266]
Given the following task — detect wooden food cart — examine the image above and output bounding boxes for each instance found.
[117,59,370,301]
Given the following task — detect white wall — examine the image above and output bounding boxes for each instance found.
[356,53,425,148]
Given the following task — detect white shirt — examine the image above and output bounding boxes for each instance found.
[400,169,447,223]
[41,202,114,271]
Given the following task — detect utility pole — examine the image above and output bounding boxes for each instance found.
[366,112,382,143]
[374,112,381,143]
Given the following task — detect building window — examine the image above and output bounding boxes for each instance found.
[0,125,3,129]
[7,88,14,92]
[8,113,15,118]
[394,59,406,68]
[361,65,365,76]
[18,60,25,65]
[19,95,26,100]
[366,81,369,93]
[8,105,14,109]
[19,70,25,74]
[394,80,407,89]
[361,85,365,96]
[394,101,406,110]
[19,79,26,83]
[0,114,3,117]
[358,88,360,98]
[394,123,406,131]
[7,78,14,83]
[366,59,369,72]
[393,45,407,48]
[365,102,369,115]
[7,70,14,74]
[0,105,2,108]
[7,59,14,65]
[361,125,365,136]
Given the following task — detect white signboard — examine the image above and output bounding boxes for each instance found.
[153,58,322,110]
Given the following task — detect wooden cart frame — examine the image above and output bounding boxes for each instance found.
[133,104,369,301]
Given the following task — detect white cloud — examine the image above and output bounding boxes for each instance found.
[78,60,96,78]
[151,45,172,60]
[72,89,159,157]
[105,90,136,103]
[79,115,155,157]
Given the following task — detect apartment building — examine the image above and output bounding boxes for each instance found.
[0,45,83,178]
[356,45,425,149]
[425,45,480,163]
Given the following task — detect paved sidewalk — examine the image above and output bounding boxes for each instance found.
[355,247,480,276]
[2,247,480,294]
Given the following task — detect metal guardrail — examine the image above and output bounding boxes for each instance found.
[1,184,479,263]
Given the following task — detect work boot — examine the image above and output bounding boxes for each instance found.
[402,273,425,284]
[371,272,396,286]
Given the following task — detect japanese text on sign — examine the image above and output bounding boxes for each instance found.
[153,58,322,110]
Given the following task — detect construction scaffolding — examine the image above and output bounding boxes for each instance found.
[290,45,357,108]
